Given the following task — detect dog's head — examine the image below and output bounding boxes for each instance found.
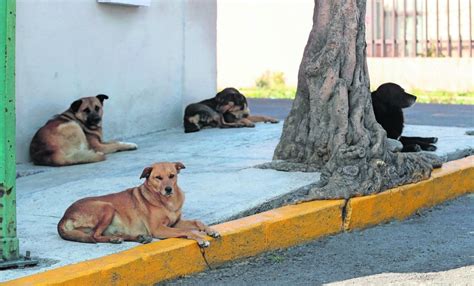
[215,87,250,118]
[140,162,186,197]
[372,83,416,109]
[69,94,109,128]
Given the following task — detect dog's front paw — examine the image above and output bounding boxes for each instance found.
[207,230,221,238]
[96,152,106,161]
[137,234,153,244]
[266,118,279,124]
[424,145,437,152]
[109,237,123,244]
[119,142,138,151]
[197,239,210,248]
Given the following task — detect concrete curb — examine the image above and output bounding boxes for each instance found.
[3,156,473,286]
[344,156,474,230]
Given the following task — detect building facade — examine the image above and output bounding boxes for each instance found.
[16,0,217,163]
[217,0,473,92]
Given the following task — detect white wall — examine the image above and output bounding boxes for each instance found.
[217,0,313,88]
[16,0,217,163]
[368,58,474,92]
[183,0,217,105]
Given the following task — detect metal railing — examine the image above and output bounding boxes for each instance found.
[366,0,473,57]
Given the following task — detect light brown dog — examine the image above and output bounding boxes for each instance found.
[30,94,137,166]
[57,162,220,247]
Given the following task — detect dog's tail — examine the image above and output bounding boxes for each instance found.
[57,217,96,243]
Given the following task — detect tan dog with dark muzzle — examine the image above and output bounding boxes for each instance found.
[57,162,220,247]
[29,94,137,166]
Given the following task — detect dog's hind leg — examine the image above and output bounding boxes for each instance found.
[57,218,97,243]
[184,118,201,133]
[64,149,105,165]
[218,117,246,128]
[400,136,438,144]
[235,118,256,128]
[49,149,105,166]
[90,207,129,244]
[401,143,422,152]
[400,136,437,151]
[88,137,137,154]
[246,115,279,124]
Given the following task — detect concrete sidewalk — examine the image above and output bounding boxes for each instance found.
[2,122,474,282]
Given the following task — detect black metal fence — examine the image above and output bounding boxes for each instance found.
[366,0,473,57]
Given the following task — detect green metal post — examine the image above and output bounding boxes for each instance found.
[0,0,36,269]
[0,0,19,262]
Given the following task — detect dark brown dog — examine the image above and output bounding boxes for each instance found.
[57,162,220,247]
[30,94,137,166]
[183,87,279,133]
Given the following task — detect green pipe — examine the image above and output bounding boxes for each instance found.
[0,0,19,261]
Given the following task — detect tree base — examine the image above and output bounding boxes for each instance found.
[286,151,443,201]
[269,0,444,200]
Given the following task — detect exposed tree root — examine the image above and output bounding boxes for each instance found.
[271,0,442,200]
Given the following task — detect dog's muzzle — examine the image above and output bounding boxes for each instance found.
[164,186,173,196]
[87,115,102,126]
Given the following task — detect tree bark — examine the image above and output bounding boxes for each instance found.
[269,0,441,199]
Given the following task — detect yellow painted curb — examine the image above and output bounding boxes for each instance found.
[344,156,474,231]
[3,200,344,286]
[3,156,473,285]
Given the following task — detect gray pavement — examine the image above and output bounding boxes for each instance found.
[3,102,473,282]
[163,194,474,286]
[5,123,317,282]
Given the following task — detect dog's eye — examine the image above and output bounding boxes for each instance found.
[95,106,100,112]
[155,176,163,180]
[169,174,175,179]
[83,108,90,114]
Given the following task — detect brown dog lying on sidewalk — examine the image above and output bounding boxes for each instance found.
[183,87,279,133]
[30,94,137,166]
[57,162,220,247]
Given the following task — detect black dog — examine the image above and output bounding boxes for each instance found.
[183,87,278,133]
[371,83,437,152]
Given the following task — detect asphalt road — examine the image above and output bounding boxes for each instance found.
[160,100,473,285]
[249,99,474,128]
[161,195,474,285]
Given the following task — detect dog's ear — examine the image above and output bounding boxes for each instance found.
[214,91,226,104]
[70,99,83,113]
[140,167,153,179]
[174,162,186,173]
[96,94,109,105]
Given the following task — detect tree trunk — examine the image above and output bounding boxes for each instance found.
[270,0,441,199]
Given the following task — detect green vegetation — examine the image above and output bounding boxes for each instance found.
[409,89,474,105]
[255,71,286,88]
[268,254,285,263]
[241,71,474,105]
[241,86,297,99]
[243,86,474,104]
[242,71,297,99]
